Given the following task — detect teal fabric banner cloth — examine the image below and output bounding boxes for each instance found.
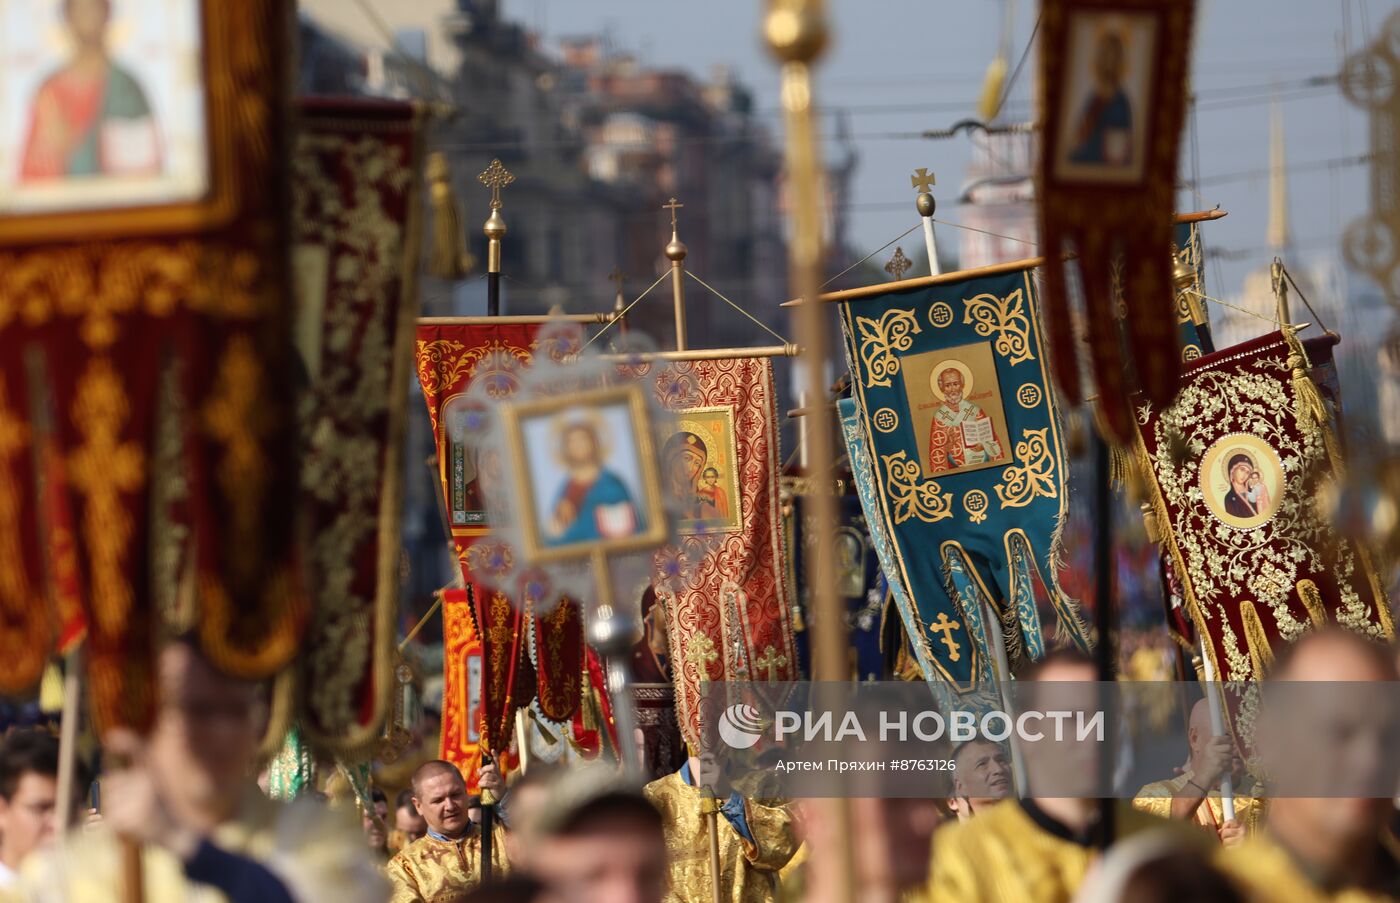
[837,265,1089,690]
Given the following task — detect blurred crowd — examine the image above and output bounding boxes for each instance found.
[0,628,1398,902]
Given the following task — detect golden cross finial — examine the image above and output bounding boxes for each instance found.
[885,246,912,281]
[911,167,937,194]
[663,197,684,230]
[477,159,515,209]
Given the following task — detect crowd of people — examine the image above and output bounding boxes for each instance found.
[0,629,1397,902]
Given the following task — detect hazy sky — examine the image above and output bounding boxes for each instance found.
[509,0,1391,302]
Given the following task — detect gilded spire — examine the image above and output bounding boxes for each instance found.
[1268,100,1290,252]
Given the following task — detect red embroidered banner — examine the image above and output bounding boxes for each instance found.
[1136,330,1393,682]
[0,0,304,731]
[638,359,797,747]
[292,99,425,753]
[415,323,584,755]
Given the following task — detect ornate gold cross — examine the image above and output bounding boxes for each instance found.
[686,633,718,682]
[885,246,912,281]
[663,197,684,229]
[911,167,936,194]
[928,612,962,662]
[755,645,788,682]
[478,159,515,210]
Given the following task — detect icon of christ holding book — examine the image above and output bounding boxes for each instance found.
[545,416,643,546]
[927,362,1002,475]
[19,0,163,183]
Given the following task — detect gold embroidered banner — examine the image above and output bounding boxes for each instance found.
[292,99,425,753]
[0,0,303,731]
[1135,330,1393,682]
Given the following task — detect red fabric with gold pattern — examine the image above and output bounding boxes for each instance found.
[533,596,582,723]
[439,588,484,789]
[0,0,303,732]
[1136,330,1393,683]
[292,98,424,753]
[637,359,797,748]
[415,323,585,754]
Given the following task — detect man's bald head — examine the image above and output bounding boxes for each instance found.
[410,760,464,796]
[1268,628,1399,683]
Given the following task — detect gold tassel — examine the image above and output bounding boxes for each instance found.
[1294,579,1327,628]
[1284,326,1328,427]
[978,55,1008,123]
[1240,601,1276,679]
[581,684,599,733]
[427,151,475,279]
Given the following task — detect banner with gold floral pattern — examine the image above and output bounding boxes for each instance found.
[626,358,797,748]
[837,266,1089,692]
[0,0,303,732]
[291,99,425,753]
[1135,329,1393,682]
[415,322,584,754]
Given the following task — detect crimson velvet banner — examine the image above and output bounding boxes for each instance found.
[1135,329,1393,682]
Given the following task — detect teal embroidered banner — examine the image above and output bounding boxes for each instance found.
[837,265,1089,690]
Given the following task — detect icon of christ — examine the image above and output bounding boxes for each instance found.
[927,363,1002,475]
[545,418,642,546]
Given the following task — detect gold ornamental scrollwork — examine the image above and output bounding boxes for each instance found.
[881,451,953,524]
[994,428,1057,509]
[855,308,921,388]
[963,288,1034,365]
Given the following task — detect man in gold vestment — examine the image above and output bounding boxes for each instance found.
[1133,699,1261,844]
[1218,630,1400,902]
[643,753,798,902]
[386,760,507,903]
[7,641,385,903]
[927,651,1188,902]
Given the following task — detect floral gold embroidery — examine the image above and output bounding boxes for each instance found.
[881,451,953,524]
[995,428,1057,508]
[202,336,271,579]
[855,308,921,388]
[963,289,1033,365]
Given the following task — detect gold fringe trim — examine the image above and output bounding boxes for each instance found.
[1294,579,1327,628]
[1240,601,1275,679]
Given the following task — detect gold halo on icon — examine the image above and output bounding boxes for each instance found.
[928,359,974,401]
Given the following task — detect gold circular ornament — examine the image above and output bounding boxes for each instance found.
[1016,383,1043,409]
[1198,434,1285,530]
[928,359,973,401]
[872,407,900,433]
[963,490,989,524]
[929,302,955,328]
[1182,344,1202,362]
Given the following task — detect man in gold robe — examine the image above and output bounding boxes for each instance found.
[1133,699,1261,845]
[946,737,1013,821]
[1218,630,1400,902]
[644,752,798,902]
[927,650,1190,902]
[386,759,507,902]
[8,641,385,903]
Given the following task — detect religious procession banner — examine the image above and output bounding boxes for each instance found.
[0,0,303,731]
[837,266,1090,691]
[1037,0,1198,438]
[290,99,425,753]
[1134,329,1394,682]
[415,322,583,756]
[629,358,798,748]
